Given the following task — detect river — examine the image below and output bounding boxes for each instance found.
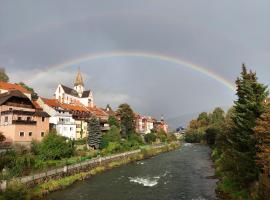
[46,144,217,200]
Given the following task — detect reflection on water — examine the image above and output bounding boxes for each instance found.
[46,144,217,200]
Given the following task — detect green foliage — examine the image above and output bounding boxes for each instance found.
[144,133,157,144]
[222,65,269,187]
[0,68,9,82]
[17,82,38,100]
[156,130,168,142]
[184,130,204,143]
[100,125,121,149]
[205,127,217,145]
[87,116,102,149]
[1,182,28,200]
[117,103,135,137]
[37,132,75,160]
[108,115,120,128]
[74,138,86,145]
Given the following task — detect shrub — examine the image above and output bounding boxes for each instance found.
[144,133,157,144]
[37,132,75,160]
[100,126,121,149]
[184,132,204,143]
[156,130,168,142]
[2,181,28,200]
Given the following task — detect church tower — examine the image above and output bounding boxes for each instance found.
[74,68,84,97]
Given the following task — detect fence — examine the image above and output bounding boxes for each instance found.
[0,144,169,191]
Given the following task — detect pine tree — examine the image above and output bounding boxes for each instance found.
[223,64,268,187]
[87,116,102,149]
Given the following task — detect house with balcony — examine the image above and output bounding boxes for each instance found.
[0,90,50,145]
[37,98,77,139]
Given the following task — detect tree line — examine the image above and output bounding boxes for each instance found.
[185,65,270,200]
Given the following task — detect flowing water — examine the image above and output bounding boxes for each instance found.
[46,144,217,200]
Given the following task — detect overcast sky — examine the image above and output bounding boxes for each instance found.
[0,0,269,127]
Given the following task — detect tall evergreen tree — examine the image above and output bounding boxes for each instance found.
[117,103,135,137]
[223,64,268,187]
[87,116,102,149]
[0,68,9,82]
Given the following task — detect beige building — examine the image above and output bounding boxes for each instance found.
[0,90,50,145]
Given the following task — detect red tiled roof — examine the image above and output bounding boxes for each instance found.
[42,98,61,107]
[32,100,43,110]
[88,106,109,118]
[0,82,31,94]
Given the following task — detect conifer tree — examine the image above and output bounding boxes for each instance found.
[223,64,268,186]
[87,116,102,149]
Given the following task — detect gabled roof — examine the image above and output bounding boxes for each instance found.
[60,84,91,98]
[0,82,31,94]
[0,90,34,107]
[82,90,91,98]
[88,106,109,118]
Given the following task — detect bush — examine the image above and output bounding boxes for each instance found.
[100,126,121,149]
[184,132,204,143]
[144,133,157,144]
[37,132,75,160]
[156,130,168,142]
[167,134,177,142]
[74,138,86,145]
[205,127,217,145]
[2,181,28,200]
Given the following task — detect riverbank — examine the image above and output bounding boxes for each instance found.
[2,142,180,200]
[46,143,217,200]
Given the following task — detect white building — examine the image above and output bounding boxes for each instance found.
[54,69,94,108]
[37,98,77,139]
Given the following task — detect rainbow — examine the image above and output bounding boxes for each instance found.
[26,51,235,91]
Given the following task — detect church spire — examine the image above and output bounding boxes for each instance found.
[74,67,84,87]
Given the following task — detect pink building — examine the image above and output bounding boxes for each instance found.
[0,90,50,145]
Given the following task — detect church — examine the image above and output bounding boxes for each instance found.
[54,69,94,107]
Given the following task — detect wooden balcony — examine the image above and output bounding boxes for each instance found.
[12,119,37,125]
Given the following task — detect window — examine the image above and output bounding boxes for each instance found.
[9,108,12,111]
[4,116,8,122]
[18,117,22,121]
[20,132,24,137]
[41,132,45,137]
[29,132,32,136]
[70,127,73,131]
[42,117,45,122]
[27,117,31,121]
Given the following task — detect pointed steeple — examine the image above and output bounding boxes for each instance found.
[74,67,84,87]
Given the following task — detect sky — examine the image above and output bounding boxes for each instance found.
[0,0,269,128]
